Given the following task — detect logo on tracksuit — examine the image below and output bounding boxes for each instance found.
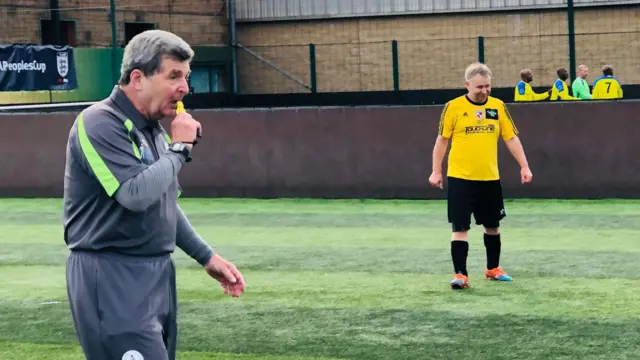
[138,136,154,165]
[122,350,143,360]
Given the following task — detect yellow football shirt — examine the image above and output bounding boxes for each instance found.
[592,76,623,99]
[550,79,579,101]
[438,95,519,181]
[514,81,549,102]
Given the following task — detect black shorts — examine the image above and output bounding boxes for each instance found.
[447,176,506,232]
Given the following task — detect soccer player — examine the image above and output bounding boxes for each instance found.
[571,64,592,99]
[63,30,245,360]
[592,65,623,100]
[514,69,551,102]
[550,67,580,100]
[429,62,533,290]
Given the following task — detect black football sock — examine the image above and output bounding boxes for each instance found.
[484,233,501,270]
[451,240,469,276]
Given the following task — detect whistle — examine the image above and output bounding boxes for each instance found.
[176,101,185,115]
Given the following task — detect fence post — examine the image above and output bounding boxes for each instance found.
[567,0,576,83]
[392,40,399,91]
[309,43,317,93]
[109,0,118,85]
[477,36,485,63]
[227,0,238,94]
[49,0,61,45]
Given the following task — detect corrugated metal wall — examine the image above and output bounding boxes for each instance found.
[235,0,640,21]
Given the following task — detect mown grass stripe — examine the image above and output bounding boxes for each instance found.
[2,245,640,279]
[3,198,640,214]
[3,211,640,230]
[2,225,639,254]
[1,303,639,360]
[2,267,639,319]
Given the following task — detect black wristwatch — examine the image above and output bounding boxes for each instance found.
[168,142,192,163]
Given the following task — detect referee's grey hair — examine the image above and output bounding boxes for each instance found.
[118,30,194,85]
[465,62,492,81]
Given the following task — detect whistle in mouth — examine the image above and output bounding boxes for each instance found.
[176,101,185,115]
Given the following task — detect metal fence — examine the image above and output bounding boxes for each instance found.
[2,0,639,96]
[235,34,611,94]
[232,2,640,94]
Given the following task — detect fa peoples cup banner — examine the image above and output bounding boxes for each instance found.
[0,44,78,91]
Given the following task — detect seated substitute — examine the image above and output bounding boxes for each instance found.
[592,65,623,100]
[514,69,551,102]
[550,67,580,101]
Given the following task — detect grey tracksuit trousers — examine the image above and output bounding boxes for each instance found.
[66,250,178,360]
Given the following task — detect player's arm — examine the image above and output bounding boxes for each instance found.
[583,85,593,99]
[432,136,449,172]
[557,81,580,101]
[504,136,529,169]
[550,82,559,101]
[528,83,550,101]
[433,103,454,172]
[532,90,550,101]
[76,108,187,212]
[499,103,530,170]
[559,92,580,100]
[175,205,215,266]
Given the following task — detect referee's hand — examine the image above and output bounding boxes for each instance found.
[171,111,202,147]
[204,254,246,298]
[429,172,444,189]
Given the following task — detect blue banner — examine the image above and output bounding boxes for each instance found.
[0,44,78,92]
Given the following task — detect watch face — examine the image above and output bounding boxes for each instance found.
[169,142,191,162]
[171,142,185,151]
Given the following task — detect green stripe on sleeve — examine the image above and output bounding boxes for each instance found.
[163,132,172,144]
[123,119,141,159]
[77,113,120,197]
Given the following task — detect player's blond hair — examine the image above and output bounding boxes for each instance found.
[464,62,492,81]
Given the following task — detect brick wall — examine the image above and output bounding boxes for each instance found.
[236,6,640,93]
[1,0,227,47]
[0,1,49,44]
[4,3,638,94]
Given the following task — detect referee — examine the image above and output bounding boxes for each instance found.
[63,30,245,360]
[429,62,533,290]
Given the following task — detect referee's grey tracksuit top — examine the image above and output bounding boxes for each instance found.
[63,85,213,265]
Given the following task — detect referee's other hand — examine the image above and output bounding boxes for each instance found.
[429,172,444,189]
